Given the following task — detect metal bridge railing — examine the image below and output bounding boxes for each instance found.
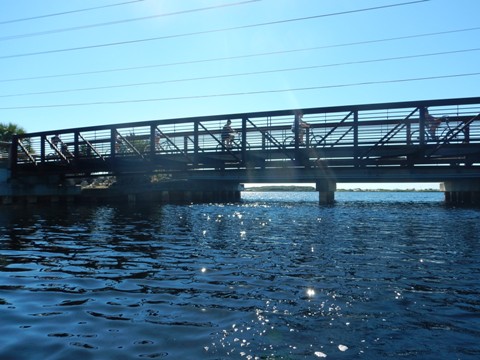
[10,97,480,174]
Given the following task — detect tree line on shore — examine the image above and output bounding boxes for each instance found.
[245,185,439,192]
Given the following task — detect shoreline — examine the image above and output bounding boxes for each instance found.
[244,186,440,192]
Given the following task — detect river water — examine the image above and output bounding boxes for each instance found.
[0,192,479,359]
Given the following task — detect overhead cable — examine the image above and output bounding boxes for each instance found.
[1,48,478,98]
[0,0,428,60]
[2,25,478,83]
[0,0,261,41]
[0,0,145,25]
[0,72,477,110]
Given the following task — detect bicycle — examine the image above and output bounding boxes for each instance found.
[283,128,325,147]
[216,133,250,151]
[410,116,465,144]
[46,140,75,160]
[144,139,173,153]
[438,117,466,143]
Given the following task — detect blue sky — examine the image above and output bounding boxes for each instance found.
[1,0,479,133]
[1,0,478,189]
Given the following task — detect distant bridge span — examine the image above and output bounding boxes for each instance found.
[8,96,480,204]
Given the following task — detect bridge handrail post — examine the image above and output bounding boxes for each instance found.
[74,132,80,159]
[110,129,117,157]
[40,135,46,163]
[193,120,199,166]
[419,107,426,144]
[149,125,156,156]
[241,117,247,162]
[463,118,470,143]
[353,110,359,166]
[406,122,412,144]
[293,111,300,152]
[10,135,18,173]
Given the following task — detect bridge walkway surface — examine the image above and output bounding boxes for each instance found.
[6,96,480,205]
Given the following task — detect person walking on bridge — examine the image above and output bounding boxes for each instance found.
[292,111,310,145]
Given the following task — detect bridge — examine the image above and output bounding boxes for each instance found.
[5,96,480,205]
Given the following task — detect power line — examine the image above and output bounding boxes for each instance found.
[0,0,428,60]
[0,0,261,42]
[0,0,145,25]
[1,47,478,98]
[2,24,478,84]
[1,72,477,110]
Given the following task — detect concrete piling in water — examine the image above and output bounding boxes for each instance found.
[316,181,336,205]
[441,180,480,206]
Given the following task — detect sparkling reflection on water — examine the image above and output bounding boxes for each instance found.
[0,192,479,359]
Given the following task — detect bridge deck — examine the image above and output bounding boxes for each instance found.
[10,96,480,184]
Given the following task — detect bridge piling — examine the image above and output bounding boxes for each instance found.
[316,181,336,205]
[441,180,480,206]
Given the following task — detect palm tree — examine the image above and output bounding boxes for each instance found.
[0,122,30,156]
[0,122,26,142]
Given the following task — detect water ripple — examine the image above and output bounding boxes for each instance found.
[0,192,479,359]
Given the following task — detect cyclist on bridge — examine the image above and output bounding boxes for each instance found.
[221,119,236,148]
[50,134,69,155]
[425,107,442,140]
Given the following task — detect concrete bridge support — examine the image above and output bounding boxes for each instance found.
[441,180,480,206]
[316,181,336,205]
[0,167,244,204]
[0,173,81,204]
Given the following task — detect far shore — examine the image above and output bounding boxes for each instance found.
[244,185,440,192]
